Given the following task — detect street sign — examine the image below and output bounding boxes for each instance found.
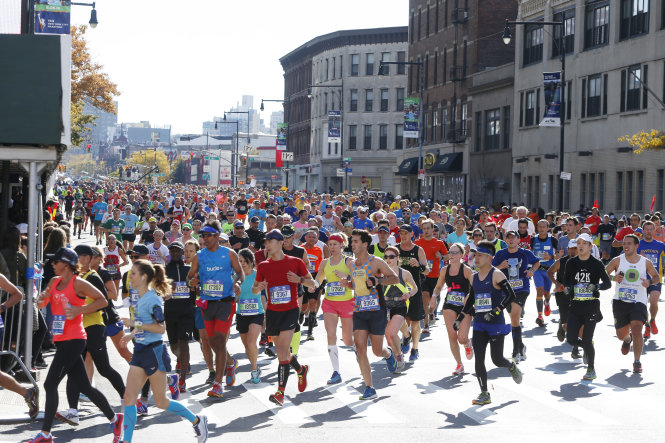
[150,173,166,177]
[345,168,352,173]
[281,151,294,161]
[560,172,572,180]
[204,156,219,160]
[344,157,352,161]
[336,168,344,177]
[282,167,289,172]
[418,169,425,180]
[271,175,277,179]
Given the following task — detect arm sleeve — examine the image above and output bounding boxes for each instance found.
[498,277,516,310]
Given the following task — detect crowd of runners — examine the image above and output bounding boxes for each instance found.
[2,179,663,442]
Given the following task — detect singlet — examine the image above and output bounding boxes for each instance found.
[613,254,648,305]
[443,264,470,308]
[322,214,336,232]
[47,276,87,341]
[80,270,104,328]
[172,205,185,223]
[471,268,505,325]
[323,256,353,302]
[397,243,423,289]
[104,246,121,275]
[517,234,532,250]
[237,270,264,316]
[532,235,555,269]
[383,268,409,309]
[303,244,324,274]
[350,258,382,313]
[197,246,234,301]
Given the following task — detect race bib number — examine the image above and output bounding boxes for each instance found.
[238,297,260,315]
[123,225,134,233]
[134,323,145,341]
[269,285,291,304]
[618,287,637,303]
[475,293,492,313]
[446,290,465,306]
[601,233,611,241]
[129,289,139,308]
[356,293,380,312]
[172,281,190,299]
[508,279,523,290]
[52,314,65,335]
[111,226,121,234]
[202,280,224,298]
[326,281,346,297]
[352,268,370,297]
[573,284,593,300]
[105,264,117,274]
[645,254,658,266]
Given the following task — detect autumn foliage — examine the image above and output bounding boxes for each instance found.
[618,129,665,154]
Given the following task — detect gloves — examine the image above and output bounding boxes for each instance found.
[588,283,597,293]
[483,307,501,322]
[563,287,571,296]
[452,314,464,331]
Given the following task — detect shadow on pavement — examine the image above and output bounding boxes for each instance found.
[437,400,518,428]
[535,359,582,375]
[550,382,601,401]
[212,409,273,435]
[543,343,572,357]
[605,369,654,389]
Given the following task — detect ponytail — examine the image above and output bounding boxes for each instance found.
[152,264,171,297]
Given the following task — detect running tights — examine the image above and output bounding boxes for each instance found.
[566,311,597,369]
[472,330,513,392]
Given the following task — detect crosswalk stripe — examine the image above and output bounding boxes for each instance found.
[324,381,401,424]
[242,382,315,424]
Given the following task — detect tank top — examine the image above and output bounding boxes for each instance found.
[80,270,105,328]
[197,247,234,301]
[444,264,470,307]
[471,268,505,325]
[383,268,408,309]
[172,205,185,223]
[517,234,532,250]
[104,246,121,275]
[372,243,388,259]
[613,254,648,305]
[323,256,353,301]
[397,243,423,288]
[532,235,555,268]
[322,214,336,232]
[350,258,382,312]
[48,276,87,341]
[303,244,324,274]
[237,270,264,316]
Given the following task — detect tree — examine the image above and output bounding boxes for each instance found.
[618,129,665,154]
[128,150,171,183]
[70,25,120,146]
[63,153,106,177]
[170,159,187,184]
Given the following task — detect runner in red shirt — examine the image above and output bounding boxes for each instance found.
[584,207,602,235]
[415,219,449,332]
[613,213,643,247]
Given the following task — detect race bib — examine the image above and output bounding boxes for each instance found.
[352,268,370,297]
[134,323,145,341]
[111,226,121,234]
[202,280,224,298]
[326,281,346,297]
[475,293,492,313]
[427,260,433,269]
[172,281,190,299]
[269,285,291,304]
[573,284,593,300]
[238,297,260,315]
[356,293,380,312]
[508,279,523,290]
[602,233,611,241]
[123,225,134,233]
[105,264,117,274]
[446,290,465,306]
[52,314,65,335]
[129,289,139,308]
[645,254,658,266]
[618,287,637,303]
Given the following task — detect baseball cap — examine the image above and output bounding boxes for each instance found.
[148,217,157,223]
[576,233,593,244]
[128,245,150,256]
[266,229,285,241]
[399,224,413,232]
[74,244,100,257]
[46,247,78,266]
[281,225,295,237]
[182,223,192,230]
[168,241,184,250]
[219,233,230,242]
[378,226,390,233]
[505,230,518,238]
[199,225,220,235]
[233,220,244,227]
[250,216,260,223]
[568,238,578,248]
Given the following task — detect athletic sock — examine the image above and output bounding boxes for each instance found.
[123,405,137,442]
[328,345,340,373]
[536,298,544,314]
[278,361,290,391]
[307,312,316,335]
[289,355,303,373]
[511,326,522,350]
[166,400,196,422]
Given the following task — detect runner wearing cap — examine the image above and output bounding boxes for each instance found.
[229,221,250,252]
[246,217,265,251]
[280,225,307,353]
[302,228,329,340]
[139,217,158,245]
[120,205,139,252]
[636,220,665,340]
[531,219,558,327]
[248,200,267,231]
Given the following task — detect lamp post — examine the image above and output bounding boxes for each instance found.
[307,81,344,193]
[378,60,424,201]
[224,111,252,186]
[261,98,291,188]
[71,2,98,28]
[503,18,565,213]
[24,0,98,33]
[215,119,239,187]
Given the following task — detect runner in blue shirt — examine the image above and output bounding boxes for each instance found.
[637,220,665,338]
[91,194,108,246]
[248,201,267,231]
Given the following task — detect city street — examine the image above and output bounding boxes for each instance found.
[1,232,663,442]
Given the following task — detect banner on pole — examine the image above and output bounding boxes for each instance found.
[540,72,561,127]
[403,97,420,138]
[34,0,71,35]
[327,111,341,143]
[276,123,287,151]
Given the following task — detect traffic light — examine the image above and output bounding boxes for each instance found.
[126,166,131,178]
[87,144,92,153]
[241,156,247,166]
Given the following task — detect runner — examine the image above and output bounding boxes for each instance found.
[415,218,448,333]
[531,219,558,326]
[104,234,128,296]
[547,239,579,346]
[483,222,507,253]
[252,229,313,406]
[636,220,665,339]
[91,194,108,245]
[597,214,616,264]
[302,228,328,339]
[147,230,169,266]
[120,205,140,252]
[235,248,263,384]
[73,200,85,239]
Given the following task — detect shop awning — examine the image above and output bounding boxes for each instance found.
[429,152,463,173]
[396,157,419,176]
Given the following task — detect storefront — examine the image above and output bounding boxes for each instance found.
[428,152,465,204]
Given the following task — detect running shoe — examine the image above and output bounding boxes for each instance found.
[297,365,309,392]
[536,315,545,327]
[644,323,651,339]
[385,348,398,373]
[250,369,262,384]
[409,349,419,361]
[167,374,180,400]
[472,391,491,405]
[55,408,79,426]
[571,347,582,359]
[544,303,551,316]
[464,341,474,360]
[136,399,148,416]
[633,360,642,373]
[453,364,464,375]
[401,335,411,354]
[359,386,377,400]
[207,382,224,398]
[259,334,268,346]
[179,377,187,393]
[430,313,438,325]
[27,432,52,443]
[205,370,216,384]
[557,323,565,342]
[111,413,124,443]
[651,319,659,334]
[519,344,527,362]
[396,357,406,374]
[327,371,342,384]
[303,315,309,327]
[509,359,523,384]
[24,387,39,419]
[225,358,238,387]
[621,336,632,355]
[269,390,284,406]
[193,415,209,443]
[422,325,430,334]
[583,368,597,380]
[512,349,519,362]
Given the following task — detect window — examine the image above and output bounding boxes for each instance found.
[410,13,414,43]
[637,170,644,210]
[444,0,448,27]
[461,102,468,136]
[603,74,608,115]
[423,112,429,143]
[524,23,544,65]
[324,92,328,114]
[519,92,524,127]
[418,8,422,40]
[535,176,541,207]
[622,65,643,111]
[433,51,438,85]
[503,106,511,149]
[580,173,587,207]
[620,0,649,39]
[350,89,358,112]
[435,1,440,31]
[442,49,447,83]
[627,171,634,210]
[548,175,555,209]
[586,75,602,117]
[397,52,406,74]
[380,89,389,111]
[424,55,429,88]
[590,173,596,206]
[366,53,374,76]
[381,52,390,74]
[525,90,535,126]
[379,125,388,150]
[332,57,336,79]
[617,171,623,210]
[395,124,403,149]
[528,176,533,208]
[441,107,447,140]
[564,180,571,210]
[474,112,482,152]
[658,170,665,210]
[363,125,372,150]
[553,10,575,57]
[432,110,438,142]
[585,1,609,48]
[351,54,359,76]
[598,172,605,209]
[396,88,405,111]
[565,81,572,120]
[325,59,329,81]
[348,125,357,150]
[327,142,331,156]
[485,108,501,150]
[365,89,373,111]
[426,5,430,35]
[536,88,541,123]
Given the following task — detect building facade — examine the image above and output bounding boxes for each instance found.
[512,0,665,214]
[405,0,518,203]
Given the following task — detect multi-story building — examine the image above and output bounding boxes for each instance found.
[405,0,518,203]
[83,99,118,145]
[511,0,665,214]
[269,111,284,134]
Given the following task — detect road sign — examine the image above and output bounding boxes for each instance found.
[336,168,344,177]
[560,172,572,180]
[204,156,219,160]
[344,157,352,161]
[271,175,277,179]
[281,151,294,161]
[418,169,425,180]
[150,173,166,177]
[345,168,352,173]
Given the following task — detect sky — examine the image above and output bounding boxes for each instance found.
[64,0,407,134]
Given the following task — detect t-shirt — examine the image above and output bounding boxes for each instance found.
[615,226,643,243]
[638,239,665,280]
[134,289,164,345]
[103,218,125,241]
[492,248,540,293]
[120,213,139,234]
[148,243,170,265]
[415,237,449,278]
[597,223,616,243]
[248,208,267,231]
[92,202,107,221]
[255,255,308,312]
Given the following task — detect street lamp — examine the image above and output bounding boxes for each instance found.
[378,59,424,201]
[307,82,344,192]
[503,18,565,212]
[215,119,239,187]
[260,98,292,188]
[71,2,98,28]
[224,111,252,186]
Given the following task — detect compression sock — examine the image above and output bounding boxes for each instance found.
[166,400,196,422]
[328,345,340,373]
[307,312,316,336]
[290,330,301,356]
[123,405,137,442]
[289,355,303,373]
[278,361,290,391]
[536,297,544,315]
[511,326,522,351]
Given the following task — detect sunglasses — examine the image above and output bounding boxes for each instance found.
[200,233,215,238]
[235,226,244,229]
[385,255,397,259]
[131,255,140,259]
[183,228,191,231]
[449,251,462,255]
[473,234,483,237]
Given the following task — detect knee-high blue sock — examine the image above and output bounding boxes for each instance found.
[123,405,137,442]
[166,400,196,423]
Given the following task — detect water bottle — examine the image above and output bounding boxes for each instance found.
[64,299,72,320]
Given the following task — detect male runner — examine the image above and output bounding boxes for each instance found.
[531,219,558,326]
[636,221,665,339]
[415,218,448,332]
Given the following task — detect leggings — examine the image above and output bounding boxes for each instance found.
[566,307,598,369]
[43,339,115,432]
[66,325,125,409]
[472,330,513,392]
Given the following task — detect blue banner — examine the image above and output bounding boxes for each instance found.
[34,1,71,35]
[540,72,561,127]
[327,110,341,143]
[276,123,287,151]
[403,97,419,138]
